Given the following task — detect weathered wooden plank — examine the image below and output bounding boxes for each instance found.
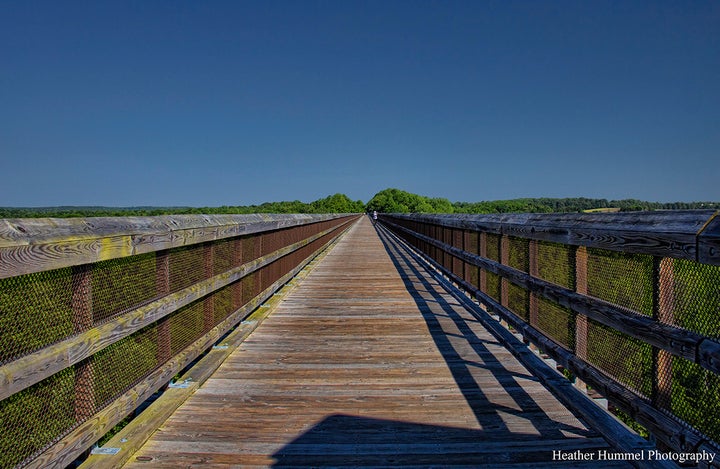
[698,211,720,265]
[0,214,356,278]
[121,217,644,468]
[385,210,718,262]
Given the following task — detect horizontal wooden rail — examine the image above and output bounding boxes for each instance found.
[0,223,343,401]
[392,210,720,265]
[0,213,360,468]
[379,211,720,460]
[384,219,720,375]
[0,213,348,278]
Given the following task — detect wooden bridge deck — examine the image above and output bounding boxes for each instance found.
[123,217,633,468]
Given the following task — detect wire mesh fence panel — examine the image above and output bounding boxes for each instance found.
[670,259,720,339]
[537,297,575,349]
[91,324,159,410]
[212,238,237,276]
[587,248,654,316]
[587,318,653,398]
[169,301,205,357]
[507,283,529,321]
[0,268,74,364]
[213,282,236,325]
[91,253,157,324]
[485,271,501,303]
[671,355,720,443]
[0,367,76,468]
[537,241,574,289]
[169,244,207,293]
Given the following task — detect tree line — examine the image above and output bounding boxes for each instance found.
[2,188,717,218]
[366,189,719,214]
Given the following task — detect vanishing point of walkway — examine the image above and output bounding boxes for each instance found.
[123,217,630,467]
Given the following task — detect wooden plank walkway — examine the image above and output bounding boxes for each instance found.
[123,217,633,468]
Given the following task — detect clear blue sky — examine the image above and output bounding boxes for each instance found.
[2,1,718,207]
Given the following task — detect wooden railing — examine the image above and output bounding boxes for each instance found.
[379,211,720,460]
[0,213,359,468]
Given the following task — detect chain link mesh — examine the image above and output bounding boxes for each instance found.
[671,356,720,442]
[506,237,529,320]
[537,297,575,349]
[483,234,501,303]
[169,244,208,293]
[537,241,574,289]
[92,323,159,409]
[91,253,157,324]
[587,318,653,397]
[669,259,720,339]
[0,268,74,365]
[587,248,654,316]
[0,367,75,468]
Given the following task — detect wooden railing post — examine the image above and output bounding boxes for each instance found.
[500,235,509,308]
[574,246,589,392]
[654,257,675,410]
[72,264,95,421]
[479,232,487,294]
[528,240,539,329]
[453,228,463,279]
[232,238,243,310]
[203,243,215,333]
[156,251,171,365]
[462,230,472,289]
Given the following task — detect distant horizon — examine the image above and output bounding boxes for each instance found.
[3,193,719,210]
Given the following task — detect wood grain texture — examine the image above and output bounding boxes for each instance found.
[0,214,357,278]
[123,217,634,468]
[384,211,719,263]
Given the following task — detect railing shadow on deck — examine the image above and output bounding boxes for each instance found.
[270,225,625,468]
[374,225,597,440]
[270,414,613,467]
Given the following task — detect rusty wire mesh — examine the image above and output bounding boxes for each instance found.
[0,367,76,468]
[669,258,720,339]
[671,355,720,442]
[587,248,654,316]
[536,241,574,289]
[91,323,160,409]
[506,237,529,320]
[91,253,157,324]
[483,233,501,302]
[586,318,653,397]
[0,268,74,365]
[213,282,236,325]
[537,297,575,349]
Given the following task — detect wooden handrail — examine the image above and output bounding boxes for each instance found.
[388,210,720,264]
[0,213,350,278]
